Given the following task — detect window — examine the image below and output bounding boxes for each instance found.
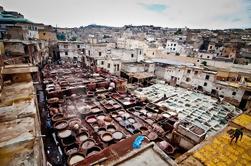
[232,92,236,96]
[197,60,200,62]
[77,45,80,48]
[204,82,207,86]
[88,50,90,55]
[207,56,210,59]
[171,44,173,46]
[186,78,191,82]
[139,50,141,54]
[101,61,104,65]
[99,52,102,56]
[205,75,210,80]
[174,44,176,46]
[107,63,110,68]
[117,64,120,71]
[194,71,198,75]
[173,48,175,51]
[200,55,202,58]
[187,70,191,74]
[64,45,68,48]
[210,46,212,49]
[65,52,68,55]
[152,52,154,55]
[43,33,46,36]
[131,54,134,58]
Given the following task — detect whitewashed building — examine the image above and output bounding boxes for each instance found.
[58,41,85,61]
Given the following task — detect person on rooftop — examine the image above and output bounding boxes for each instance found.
[230,128,244,144]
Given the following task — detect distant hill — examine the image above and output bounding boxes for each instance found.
[81,24,112,29]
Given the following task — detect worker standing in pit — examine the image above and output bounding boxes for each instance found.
[108,81,116,92]
[230,128,244,144]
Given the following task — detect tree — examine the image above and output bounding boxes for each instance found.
[70,36,77,41]
[174,29,182,35]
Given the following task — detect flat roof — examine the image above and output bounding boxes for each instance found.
[176,113,251,166]
[128,72,155,79]
[1,65,38,74]
[0,81,42,165]
[151,58,195,66]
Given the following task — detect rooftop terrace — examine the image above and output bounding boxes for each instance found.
[176,113,251,166]
[0,75,44,165]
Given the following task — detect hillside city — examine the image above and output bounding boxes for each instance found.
[0,5,250,166]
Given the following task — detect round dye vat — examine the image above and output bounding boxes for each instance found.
[133,122,142,129]
[115,116,123,122]
[118,110,125,115]
[52,113,64,122]
[126,124,135,133]
[146,112,153,118]
[58,99,65,104]
[124,97,130,100]
[58,129,72,139]
[140,109,147,114]
[91,123,99,130]
[68,154,85,166]
[47,97,59,104]
[111,112,118,118]
[54,120,68,130]
[104,116,113,123]
[86,116,97,124]
[101,132,113,142]
[104,103,113,109]
[112,131,124,140]
[81,139,96,150]
[87,91,95,97]
[128,108,135,112]
[124,113,131,118]
[96,96,103,101]
[64,144,79,156]
[91,107,101,114]
[145,118,154,125]
[69,118,82,128]
[140,126,148,132]
[113,103,121,109]
[86,146,101,157]
[97,115,105,121]
[147,132,158,141]
[134,106,142,111]
[97,128,106,135]
[77,131,89,142]
[127,117,136,124]
[133,112,140,116]
[107,125,116,132]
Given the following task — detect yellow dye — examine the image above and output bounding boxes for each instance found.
[233,114,251,127]
[193,132,251,166]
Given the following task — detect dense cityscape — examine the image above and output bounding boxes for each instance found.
[0,4,250,166]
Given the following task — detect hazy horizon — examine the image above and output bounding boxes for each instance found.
[1,0,251,29]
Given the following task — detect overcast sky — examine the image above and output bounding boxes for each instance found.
[1,0,251,29]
